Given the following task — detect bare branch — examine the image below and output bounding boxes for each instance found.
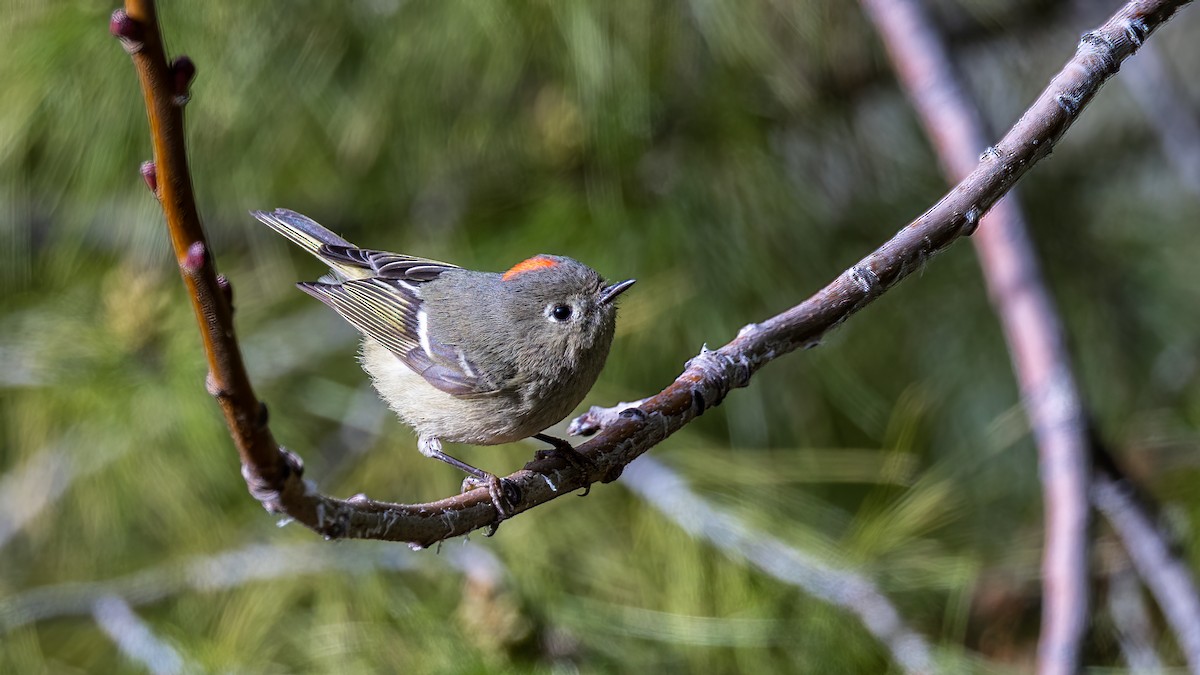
[114,0,292,515]
[1,541,502,631]
[857,0,1200,672]
[622,456,936,674]
[116,0,1192,546]
[856,0,1092,670]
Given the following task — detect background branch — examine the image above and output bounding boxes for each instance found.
[116,0,1192,547]
[0,541,502,631]
[92,595,191,675]
[622,456,936,674]
[858,0,1091,671]
[858,0,1200,672]
[0,444,106,551]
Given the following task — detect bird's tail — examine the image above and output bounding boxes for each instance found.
[251,208,369,281]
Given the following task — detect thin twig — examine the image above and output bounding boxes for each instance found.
[622,456,935,674]
[1073,0,1200,198]
[568,399,648,437]
[115,0,1192,546]
[857,1,1200,672]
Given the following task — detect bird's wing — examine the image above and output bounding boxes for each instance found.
[253,208,461,282]
[251,209,372,281]
[297,277,496,397]
[318,245,460,281]
[256,208,490,395]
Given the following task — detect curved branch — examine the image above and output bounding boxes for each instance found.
[114,0,291,496]
[115,0,1192,548]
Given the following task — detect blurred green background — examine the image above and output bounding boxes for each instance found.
[3,0,1199,672]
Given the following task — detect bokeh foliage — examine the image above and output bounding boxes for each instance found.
[2,0,1199,671]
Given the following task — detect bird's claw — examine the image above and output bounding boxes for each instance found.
[462,473,521,534]
[533,436,597,497]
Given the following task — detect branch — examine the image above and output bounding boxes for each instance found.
[622,457,935,674]
[114,0,1192,547]
[112,1,292,512]
[856,0,1092,671]
[857,1,1200,672]
[0,541,503,631]
[93,595,191,675]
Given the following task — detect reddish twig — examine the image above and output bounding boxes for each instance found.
[857,0,1200,672]
[115,0,1191,548]
[113,1,292,502]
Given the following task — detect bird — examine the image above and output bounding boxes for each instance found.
[253,208,634,520]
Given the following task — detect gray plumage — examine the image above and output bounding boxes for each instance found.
[252,208,633,477]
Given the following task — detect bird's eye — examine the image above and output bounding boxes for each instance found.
[549,304,573,322]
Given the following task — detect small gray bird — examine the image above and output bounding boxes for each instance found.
[253,209,634,518]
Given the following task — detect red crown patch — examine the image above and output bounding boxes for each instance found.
[502,256,557,281]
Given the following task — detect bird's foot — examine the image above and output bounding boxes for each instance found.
[533,433,596,496]
[462,473,521,535]
[421,435,521,535]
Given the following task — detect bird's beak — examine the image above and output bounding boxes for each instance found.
[599,279,636,305]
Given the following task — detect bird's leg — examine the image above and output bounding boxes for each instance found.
[533,433,596,496]
[419,436,520,528]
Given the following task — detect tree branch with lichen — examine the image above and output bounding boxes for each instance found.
[114,0,1192,548]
